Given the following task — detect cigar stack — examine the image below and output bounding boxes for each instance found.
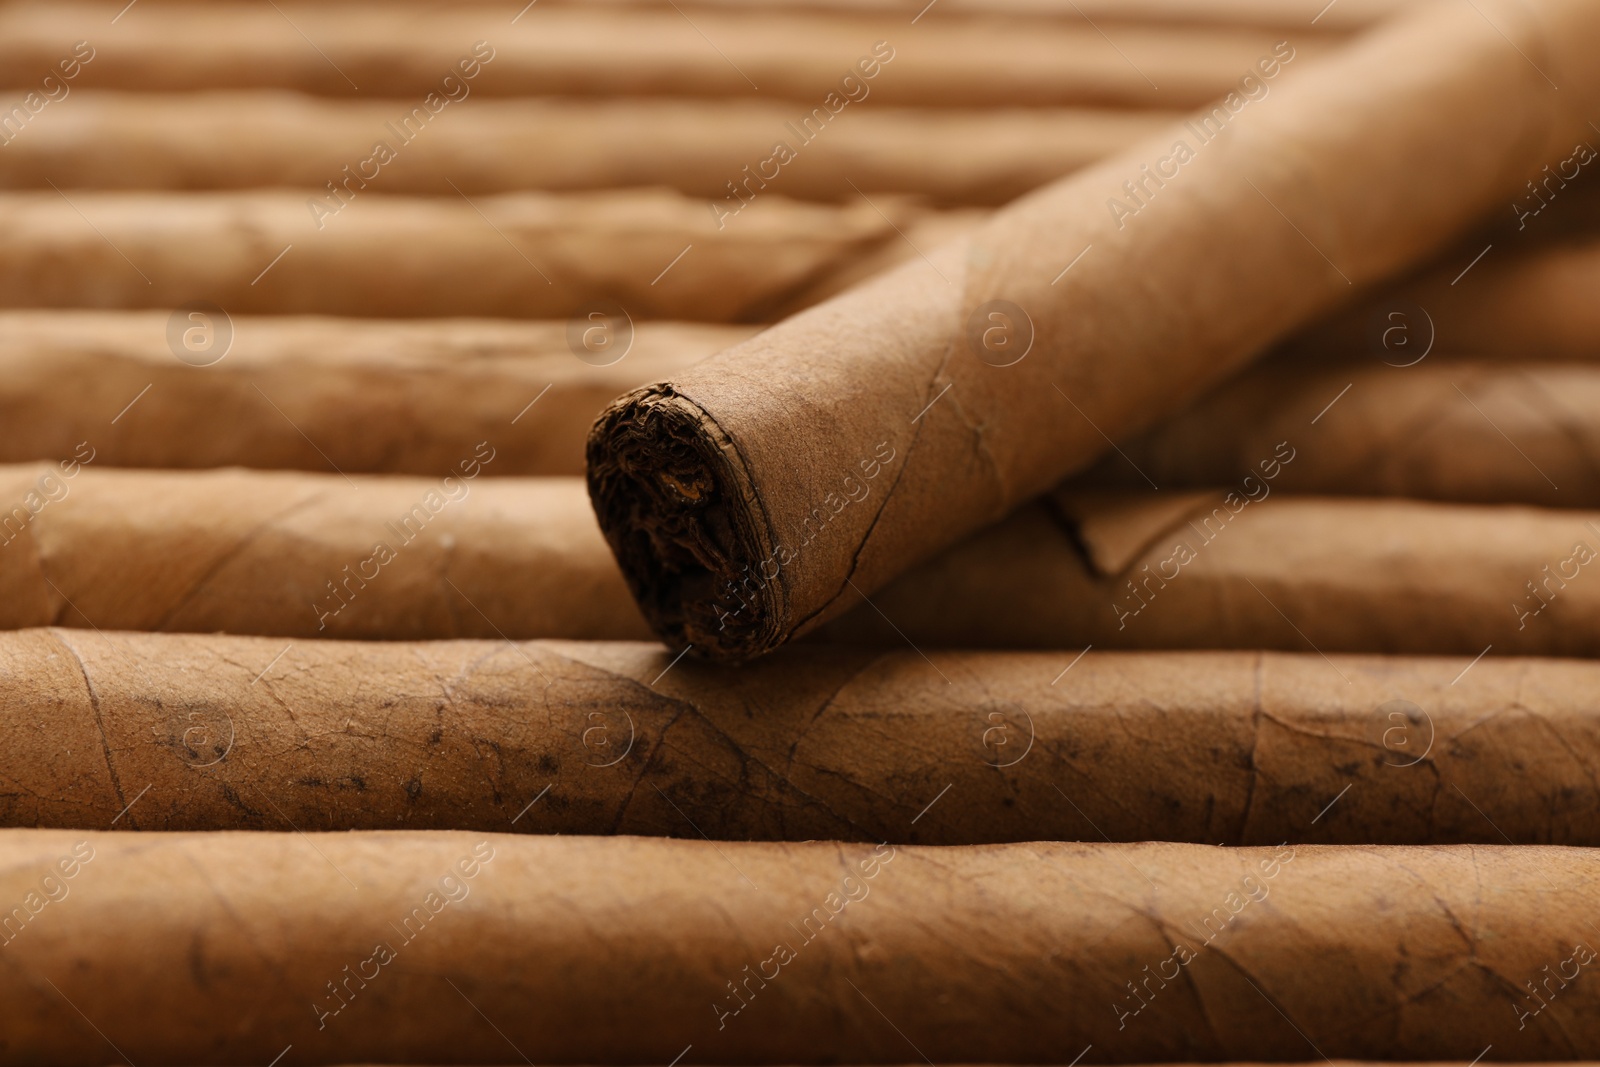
[8,0,1600,1063]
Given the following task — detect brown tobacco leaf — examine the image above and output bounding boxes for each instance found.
[0,831,1594,1062]
[5,628,1600,847]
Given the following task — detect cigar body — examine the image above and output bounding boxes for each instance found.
[3,92,1171,206]
[0,189,925,321]
[18,469,1600,657]
[10,629,1600,847]
[1,832,1596,1062]
[1307,234,1600,362]
[0,468,647,640]
[587,0,1600,661]
[1079,359,1600,506]
[0,312,751,476]
[409,0,1402,33]
[0,3,1328,107]
[821,491,1600,656]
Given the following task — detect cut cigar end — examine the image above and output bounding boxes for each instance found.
[586,385,781,662]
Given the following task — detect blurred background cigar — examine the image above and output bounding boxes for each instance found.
[819,490,1600,657]
[0,3,1333,107]
[0,467,647,640]
[1299,231,1600,362]
[1,832,1594,1063]
[9,629,1600,846]
[0,312,753,476]
[0,92,1173,206]
[1077,359,1600,506]
[0,189,943,321]
[393,0,1407,33]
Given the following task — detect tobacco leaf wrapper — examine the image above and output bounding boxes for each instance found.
[0,312,753,477]
[0,467,647,640]
[0,189,930,321]
[9,628,1600,847]
[1303,231,1600,362]
[1079,358,1600,506]
[16,470,1600,657]
[588,0,1600,661]
[0,832,1596,1062]
[0,3,1331,107]
[5,92,1172,206]
[820,489,1600,656]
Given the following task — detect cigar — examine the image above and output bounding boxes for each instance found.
[6,91,1174,207]
[819,489,1600,657]
[0,311,753,476]
[0,467,648,640]
[587,0,1600,662]
[417,0,1400,34]
[19,467,1600,657]
[0,3,1332,108]
[11,628,1600,847]
[0,831,1593,1062]
[0,188,930,321]
[1077,358,1600,505]
[1303,232,1600,362]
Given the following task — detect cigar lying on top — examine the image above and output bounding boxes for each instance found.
[0,311,752,477]
[3,92,1173,207]
[0,3,1330,108]
[1077,358,1600,505]
[819,489,1600,656]
[16,628,1600,847]
[0,189,944,322]
[1,832,1595,1063]
[587,0,1600,662]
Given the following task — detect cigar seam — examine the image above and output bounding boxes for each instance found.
[587,385,784,657]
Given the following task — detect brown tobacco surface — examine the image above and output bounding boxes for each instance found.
[0,468,648,641]
[21,471,1600,657]
[1076,359,1600,506]
[1301,233,1600,362]
[401,0,1402,33]
[1,832,1598,1062]
[819,490,1600,657]
[0,189,934,321]
[0,3,1334,107]
[10,628,1600,846]
[588,0,1600,662]
[0,312,754,477]
[5,93,1173,206]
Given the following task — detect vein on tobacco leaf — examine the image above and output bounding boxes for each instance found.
[784,665,870,777]
[49,629,128,817]
[1513,368,1600,491]
[149,489,330,631]
[612,672,869,834]
[1238,652,1265,841]
[608,706,682,835]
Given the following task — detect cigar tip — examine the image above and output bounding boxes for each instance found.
[586,385,782,663]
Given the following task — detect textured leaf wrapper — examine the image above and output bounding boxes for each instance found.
[10,93,1170,206]
[3,833,1600,1062]
[0,189,927,321]
[0,3,1335,106]
[588,0,1600,661]
[1079,358,1600,506]
[822,490,1600,656]
[12,628,1600,846]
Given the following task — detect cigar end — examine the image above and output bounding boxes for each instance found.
[586,386,783,663]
